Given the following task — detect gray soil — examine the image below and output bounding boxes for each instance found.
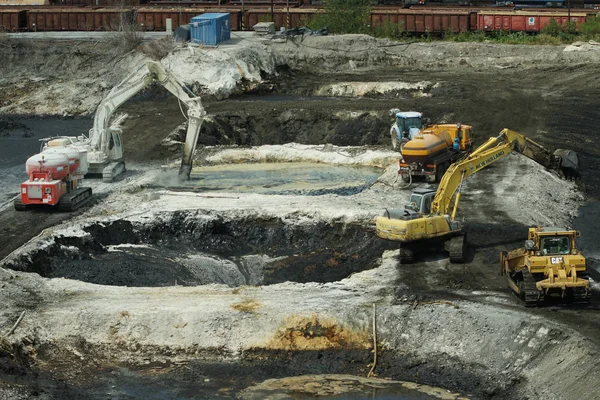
[1,34,600,399]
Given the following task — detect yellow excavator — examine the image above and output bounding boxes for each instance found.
[375,128,579,264]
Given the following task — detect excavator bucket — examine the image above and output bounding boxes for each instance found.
[554,149,579,178]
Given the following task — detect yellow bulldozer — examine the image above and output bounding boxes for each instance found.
[501,227,590,306]
[375,128,579,264]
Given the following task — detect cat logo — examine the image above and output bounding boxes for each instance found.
[550,257,564,264]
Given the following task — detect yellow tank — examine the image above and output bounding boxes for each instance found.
[401,129,453,165]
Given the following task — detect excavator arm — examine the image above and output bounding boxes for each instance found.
[431,128,579,218]
[90,60,206,180]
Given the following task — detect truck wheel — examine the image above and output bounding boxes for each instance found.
[401,174,411,183]
[399,139,408,153]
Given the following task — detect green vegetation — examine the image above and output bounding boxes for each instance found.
[307,0,372,34]
[445,30,568,45]
[371,18,404,39]
[579,15,600,35]
[307,1,600,44]
[444,17,600,44]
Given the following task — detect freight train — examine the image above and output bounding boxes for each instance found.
[0,4,597,33]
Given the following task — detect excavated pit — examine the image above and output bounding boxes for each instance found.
[3,39,600,400]
[3,212,395,287]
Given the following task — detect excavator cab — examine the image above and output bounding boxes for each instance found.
[107,128,124,161]
[406,188,436,214]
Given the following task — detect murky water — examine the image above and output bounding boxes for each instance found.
[1,117,382,202]
[185,163,382,195]
[573,202,600,257]
[65,366,447,400]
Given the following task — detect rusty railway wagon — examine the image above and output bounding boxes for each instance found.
[50,0,143,6]
[134,6,241,30]
[371,8,472,32]
[476,9,588,31]
[244,6,317,29]
[1,4,598,32]
[25,7,133,30]
[0,8,27,30]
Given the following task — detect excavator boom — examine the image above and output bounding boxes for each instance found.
[88,60,206,181]
[431,128,579,216]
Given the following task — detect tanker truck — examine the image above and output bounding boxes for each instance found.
[14,137,92,212]
[399,122,474,184]
[388,110,474,184]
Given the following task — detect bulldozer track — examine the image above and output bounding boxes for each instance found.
[572,273,592,304]
[13,197,27,211]
[521,269,543,307]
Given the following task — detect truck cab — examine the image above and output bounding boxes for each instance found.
[448,124,474,152]
[390,110,424,150]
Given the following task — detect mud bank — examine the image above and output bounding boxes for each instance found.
[3,212,394,286]
[2,35,600,117]
[1,248,599,399]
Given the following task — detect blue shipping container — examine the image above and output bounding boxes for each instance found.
[190,13,231,46]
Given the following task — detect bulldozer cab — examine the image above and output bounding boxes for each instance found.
[528,227,580,256]
[540,236,571,255]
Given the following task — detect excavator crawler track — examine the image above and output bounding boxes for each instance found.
[520,269,544,307]
[58,187,92,212]
[102,162,126,183]
[447,234,466,263]
[398,247,414,264]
